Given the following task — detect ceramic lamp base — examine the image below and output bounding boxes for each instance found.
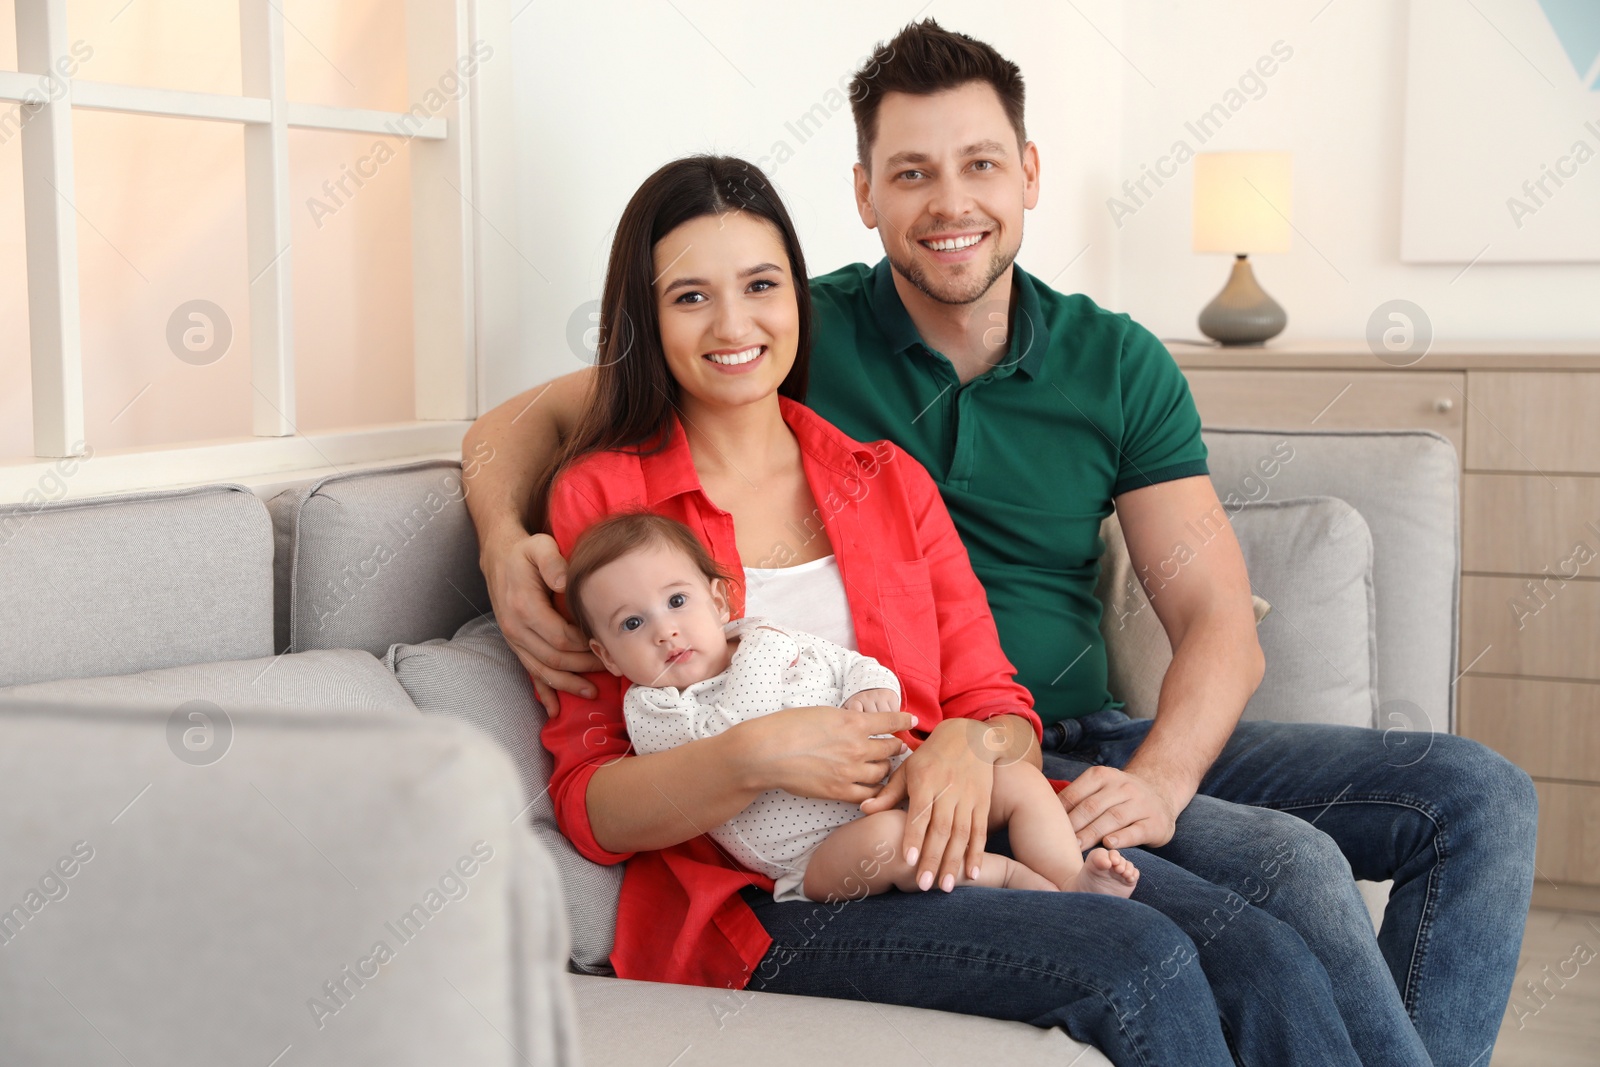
[1198,255,1287,346]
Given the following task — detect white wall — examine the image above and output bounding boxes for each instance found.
[501,0,1125,403]
[1113,0,1600,342]
[503,0,1600,409]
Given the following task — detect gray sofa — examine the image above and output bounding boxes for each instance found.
[0,428,1461,1066]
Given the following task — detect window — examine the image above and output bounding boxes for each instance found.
[0,0,516,500]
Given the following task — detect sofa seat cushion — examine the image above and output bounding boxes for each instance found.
[0,484,274,687]
[568,973,1111,1066]
[387,614,623,976]
[0,648,418,716]
[1097,496,1377,728]
[269,461,492,656]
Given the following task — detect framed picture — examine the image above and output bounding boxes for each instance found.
[1401,0,1600,262]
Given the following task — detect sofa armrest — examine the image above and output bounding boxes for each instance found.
[0,701,580,1066]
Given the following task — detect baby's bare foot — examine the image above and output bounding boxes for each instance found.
[1066,847,1140,898]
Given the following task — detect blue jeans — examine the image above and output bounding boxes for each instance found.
[739,710,1536,1066]
[1053,709,1538,1066]
[738,872,1356,1066]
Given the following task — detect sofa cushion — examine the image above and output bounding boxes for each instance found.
[1096,511,1271,719]
[269,461,492,657]
[0,648,417,715]
[1236,497,1378,727]
[0,484,274,687]
[0,700,581,1067]
[1202,428,1456,730]
[1097,497,1377,728]
[568,973,1111,1066]
[387,614,623,975]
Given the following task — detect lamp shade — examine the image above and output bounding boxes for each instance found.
[1192,152,1292,254]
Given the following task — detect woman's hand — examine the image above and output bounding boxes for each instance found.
[735,705,917,804]
[480,529,603,712]
[859,717,1003,893]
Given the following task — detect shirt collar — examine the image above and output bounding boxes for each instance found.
[639,395,879,508]
[867,256,1051,380]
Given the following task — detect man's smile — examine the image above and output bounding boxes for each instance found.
[917,230,991,260]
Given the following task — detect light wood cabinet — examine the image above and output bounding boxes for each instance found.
[1465,372,1600,474]
[1184,369,1466,458]
[1458,676,1600,781]
[1463,474,1600,572]
[1171,341,1600,912]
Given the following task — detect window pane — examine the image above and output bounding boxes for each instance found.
[0,103,31,460]
[74,109,252,450]
[284,0,407,112]
[288,127,414,433]
[0,0,15,70]
[66,0,242,96]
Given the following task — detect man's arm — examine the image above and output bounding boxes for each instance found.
[1058,475,1265,850]
[461,366,600,706]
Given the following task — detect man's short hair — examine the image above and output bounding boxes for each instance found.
[848,18,1027,171]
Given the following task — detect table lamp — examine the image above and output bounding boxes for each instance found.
[1192,151,1292,345]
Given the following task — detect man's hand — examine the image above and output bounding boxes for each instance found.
[1057,765,1181,851]
[842,688,900,715]
[859,717,997,893]
[481,529,602,712]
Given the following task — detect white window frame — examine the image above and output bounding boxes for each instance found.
[0,0,519,502]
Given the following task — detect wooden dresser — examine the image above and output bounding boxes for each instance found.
[1169,340,1600,913]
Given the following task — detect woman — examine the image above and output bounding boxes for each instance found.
[533,155,1361,1066]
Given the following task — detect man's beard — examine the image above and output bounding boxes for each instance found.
[885,227,1020,306]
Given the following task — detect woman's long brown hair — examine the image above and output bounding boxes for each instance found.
[527,155,813,533]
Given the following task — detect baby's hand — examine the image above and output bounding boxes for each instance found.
[843,688,900,715]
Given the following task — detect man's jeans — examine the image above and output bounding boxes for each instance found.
[740,711,1535,1067]
[740,865,1360,1067]
[1047,708,1539,1066]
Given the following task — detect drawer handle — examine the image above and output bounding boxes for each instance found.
[1434,397,1454,413]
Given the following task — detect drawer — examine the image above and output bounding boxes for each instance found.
[1533,781,1600,886]
[1458,676,1600,783]
[1466,372,1600,474]
[1184,370,1465,459]
[1461,577,1600,681]
[1463,473,1600,574]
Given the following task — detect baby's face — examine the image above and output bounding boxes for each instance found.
[582,543,734,689]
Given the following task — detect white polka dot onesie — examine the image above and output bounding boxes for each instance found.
[623,615,909,903]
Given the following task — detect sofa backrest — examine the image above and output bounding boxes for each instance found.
[268,461,492,657]
[0,484,274,687]
[2,427,1459,729]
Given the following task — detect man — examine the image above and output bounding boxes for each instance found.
[465,19,1535,1065]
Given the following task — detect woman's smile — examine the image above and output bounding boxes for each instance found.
[703,344,767,373]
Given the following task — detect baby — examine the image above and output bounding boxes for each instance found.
[563,511,1139,905]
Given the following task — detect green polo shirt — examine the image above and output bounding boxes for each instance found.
[806,258,1209,724]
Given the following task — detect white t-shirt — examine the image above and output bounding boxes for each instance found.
[743,554,857,651]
